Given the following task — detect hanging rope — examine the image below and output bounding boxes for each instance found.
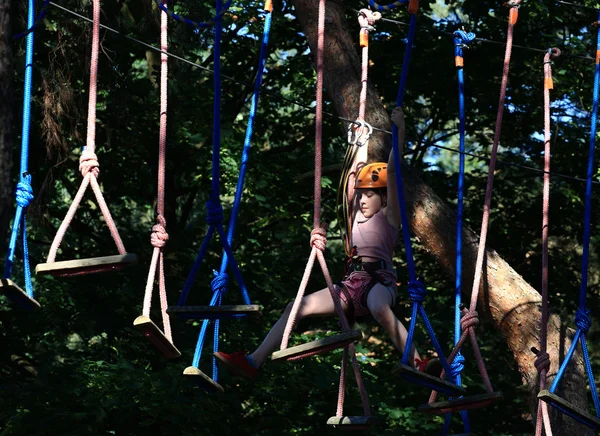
[3,0,37,298]
[279,0,371,418]
[534,47,560,436]
[441,28,476,436]
[44,0,128,272]
[141,0,174,344]
[154,0,234,29]
[178,0,272,383]
[430,0,522,406]
[547,16,600,421]
[13,0,50,39]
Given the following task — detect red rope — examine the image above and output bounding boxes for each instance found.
[535,47,560,436]
[46,0,127,265]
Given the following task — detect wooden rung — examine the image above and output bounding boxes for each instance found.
[183,366,224,393]
[271,330,362,362]
[167,304,262,320]
[36,253,138,277]
[133,316,181,360]
[418,392,503,415]
[538,389,600,430]
[326,415,381,430]
[0,279,40,311]
[392,363,467,396]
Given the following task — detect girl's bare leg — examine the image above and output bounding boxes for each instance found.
[249,287,349,367]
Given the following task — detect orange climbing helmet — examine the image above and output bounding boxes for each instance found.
[355,162,387,189]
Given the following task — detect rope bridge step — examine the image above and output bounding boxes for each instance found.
[538,390,600,430]
[418,391,502,415]
[392,363,467,396]
[183,366,224,393]
[166,304,262,320]
[36,253,138,277]
[133,315,181,359]
[0,279,40,310]
[326,415,381,430]
[271,330,362,362]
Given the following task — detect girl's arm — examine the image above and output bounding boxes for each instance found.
[384,107,406,229]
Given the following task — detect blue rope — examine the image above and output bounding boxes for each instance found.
[154,0,234,29]
[549,13,600,422]
[185,4,273,383]
[13,0,50,39]
[390,4,456,389]
[368,0,409,12]
[4,0,36,299]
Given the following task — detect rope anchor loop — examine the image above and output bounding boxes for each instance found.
[347,120,373,147]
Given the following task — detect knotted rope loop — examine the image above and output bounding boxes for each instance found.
[347,120,373,147]
[211,271,229,294]
[450,353,465,379]
[310,224,327,251]
[575,308,592,333]
[453,29,476,47]
[15,175,34,208]
[79,149,100,178]
[543,47,561,64]
[407,0,419,15]
[407,280,426,303]
[460,309,479,331]
[150,214,169,248]
[205,195,223,225]
[534,351,551,374]
[357,8,381,31]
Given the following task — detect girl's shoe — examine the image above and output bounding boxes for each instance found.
[214,351,258,380]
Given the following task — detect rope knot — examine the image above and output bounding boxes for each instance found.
[357,9,381,30]
[150,214,169,248]
[450,353,465,379]
[211,271,229,294]
[534,351,551,374]
[206,196,223,225]
[575,308,592,333]
[460,309,479,331]
[407,280,426,303]
[79,150,100,178]
[15,175,34,208]
[310,225,327,251]
[453,29,476,47]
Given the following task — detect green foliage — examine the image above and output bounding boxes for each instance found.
[3,0,600,434]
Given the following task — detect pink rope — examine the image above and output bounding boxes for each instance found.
[337,346,349,417]
[279,0,370,418]
[534,47,560,436]
[46,0,127,264]
[141,2,173,343]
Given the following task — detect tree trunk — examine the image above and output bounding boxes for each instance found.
[0,0,13,257]
[292,0,591,434]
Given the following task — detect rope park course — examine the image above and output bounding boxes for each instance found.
[4,0,600,433]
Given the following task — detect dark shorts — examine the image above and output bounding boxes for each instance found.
[335,270,397,318]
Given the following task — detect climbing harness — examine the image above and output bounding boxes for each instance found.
[537,16,600,431]
[133,0,181,361]
[421,1,525,417]
[272,0,375,428]
[1,0,41,311]
[162,0,270,391]
[532,47,561,436]
[35,0,138,278]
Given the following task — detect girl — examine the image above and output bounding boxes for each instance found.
[215,108,439,380]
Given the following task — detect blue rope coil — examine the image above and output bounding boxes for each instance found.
[205,197,224,225]
[407,280,426,303]
[449,353,465,379]
[575,308,592,333]
[15,177,34,208]
[211,271,229,294]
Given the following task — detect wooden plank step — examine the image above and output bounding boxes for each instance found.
[133,316,181,360]
[36,253,138,277]
[0,279,40,311]
[271,330,361,362]
[418,392,503,415]
[167,304,262,320]
[392,363,467,396]
[538,389,600,430]
[326,415,381,430]
[183,366,224,393]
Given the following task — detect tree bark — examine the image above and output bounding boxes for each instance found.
[292,0,591,434]
[0,0,13,257]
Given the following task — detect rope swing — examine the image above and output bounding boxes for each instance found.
[36,0,137,278]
